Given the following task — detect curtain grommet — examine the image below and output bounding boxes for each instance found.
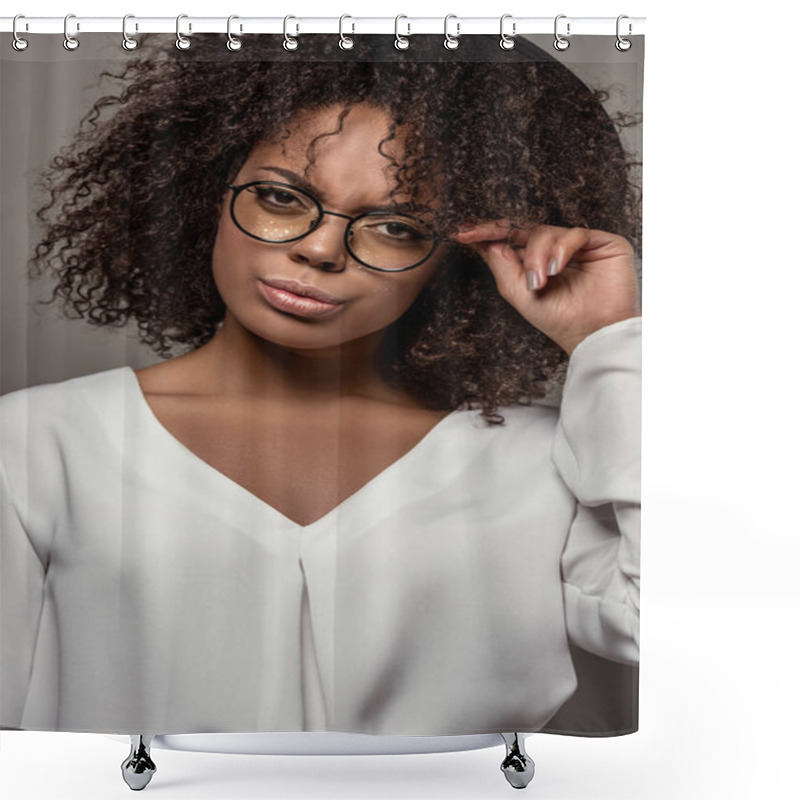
[283,15,299,51]
[553,14,570,51]
[63,13,79,51]
[339,15,355,50]
[121,14,138,51]
[227,15,242,51]
[12,14,29,51]
[394,15,410,50]
[500,14,516,50]
[444,14,460,50]
[175,14,191,50]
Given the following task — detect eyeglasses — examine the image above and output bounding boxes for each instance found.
[225,180,443,273]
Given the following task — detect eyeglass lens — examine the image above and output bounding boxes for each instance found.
[233,182,437,270]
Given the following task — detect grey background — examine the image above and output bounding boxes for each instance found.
[0,34,643,395]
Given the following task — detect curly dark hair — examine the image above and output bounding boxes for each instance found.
[30,33,640,424]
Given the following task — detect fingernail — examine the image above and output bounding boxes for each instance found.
[456,222,476,232]
[546,258,559,276]
[526,270,540,291]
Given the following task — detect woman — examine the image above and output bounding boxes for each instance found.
[0,33,641,736]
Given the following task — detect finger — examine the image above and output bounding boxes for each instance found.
[554,227,596,265]
[564,228,634,263]
[518,227,561,291]
[474,240,535,302]
[471,234,552,294]
[451,219,530,246]
[527,227,592,289]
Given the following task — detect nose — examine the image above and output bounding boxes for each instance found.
[288,213,349,273]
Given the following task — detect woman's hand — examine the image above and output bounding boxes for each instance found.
[453,222,640,356]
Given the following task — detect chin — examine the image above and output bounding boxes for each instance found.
[244,316,359,351]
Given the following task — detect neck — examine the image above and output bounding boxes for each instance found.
[192,311,398,404]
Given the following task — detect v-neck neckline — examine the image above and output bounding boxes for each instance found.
[121,365,475,532]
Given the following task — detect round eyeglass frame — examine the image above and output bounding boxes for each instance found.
[224,179,443,273]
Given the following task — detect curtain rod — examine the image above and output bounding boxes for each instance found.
[1,16,646,37]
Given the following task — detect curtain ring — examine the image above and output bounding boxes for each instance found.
[339,15,355,50]
[283,15,299,51]
[553,14,570,51]
[63,13,79,51]
[616,15,632,51]
[12,14,29,51]
[499,14,516,50]
[227,15,242,51]
[444,14,460,50]
[122,14,138,51]
[176,14,191,50]
[394,15,410,50]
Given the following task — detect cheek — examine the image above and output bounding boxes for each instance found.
[211,220,252,287]
[364,268,438,323]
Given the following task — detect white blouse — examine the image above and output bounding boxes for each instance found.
[0,316,641,736]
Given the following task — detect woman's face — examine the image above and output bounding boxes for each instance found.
[212,103,450,352]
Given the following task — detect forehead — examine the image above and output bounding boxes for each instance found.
[244,104,417,205]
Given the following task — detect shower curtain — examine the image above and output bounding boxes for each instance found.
[1,29,643,739]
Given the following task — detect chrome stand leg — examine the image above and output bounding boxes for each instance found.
[121,735,157,791]
[500,732,535,789]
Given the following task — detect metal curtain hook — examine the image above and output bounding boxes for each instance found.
[227,15,242,51]
[63,13,79,51]
[616,14,632,51]
[500,14,516,50]
[176,13,191,50]
[12,14,29,51]
[554,14,570,51]
[394,15,410,50]
[122,14,138,51]
[339,15,355,50]
[283,15,299,51]
[444,14,460,50]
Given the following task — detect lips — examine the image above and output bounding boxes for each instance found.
[259,277,344,305]
[257,278,345,318]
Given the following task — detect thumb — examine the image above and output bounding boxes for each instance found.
[475,240,534,299]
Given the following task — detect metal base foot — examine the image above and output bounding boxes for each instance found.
[118,731,531,790]
[500,732,535,789]
[121,735,157,791]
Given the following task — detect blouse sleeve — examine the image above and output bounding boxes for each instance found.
[551,316,642,666]
[0,457,46,729]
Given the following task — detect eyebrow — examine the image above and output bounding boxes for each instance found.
[255,166,434,216]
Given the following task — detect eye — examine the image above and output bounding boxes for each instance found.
[365,219,431,243]
[253,187,305,210]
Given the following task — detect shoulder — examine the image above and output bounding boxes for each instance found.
[1,366,130,425]
[1,367,132,473]
[471,401,560,431]
[459,400,561,452]
[445,401,563,487]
